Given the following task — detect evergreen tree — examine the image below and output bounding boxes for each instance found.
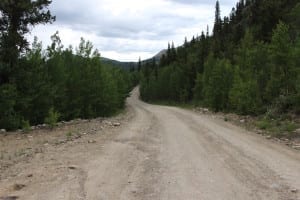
[0,0,55,82]
[137,57,142,72]
[213,0,221,37]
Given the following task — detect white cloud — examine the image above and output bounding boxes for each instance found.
[28,0,237,61]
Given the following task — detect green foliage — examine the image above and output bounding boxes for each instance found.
[0,0,134,131]
[0,84,20,130]
[256,118,273,130]
[21,119,31,132]
[44,107,60,128]
[193,73,203,103]
[256,118,299,137]
[140,1,300,120]
[0,32,133,131]
[267,22,296,99]
[66,131,73,138]
[0,0,55,76]
[202,58,233,111]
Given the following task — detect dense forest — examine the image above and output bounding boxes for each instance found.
[0,1,135,130]
[1,0,300,131]
[140,0,300,117]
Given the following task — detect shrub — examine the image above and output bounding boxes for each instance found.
[256,118,272,130]
[44,107,60,128]
[21,119,31,132]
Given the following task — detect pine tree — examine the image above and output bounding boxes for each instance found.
[212,0,223,56]
[137,57,142,72]
[213,0,222,37]
[0,0,55,81]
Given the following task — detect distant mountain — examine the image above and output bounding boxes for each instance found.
[101,49,167,70]
[101,57,136,70]
[142,49,167,65]
[153,49,167,61]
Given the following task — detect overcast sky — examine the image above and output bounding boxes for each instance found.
[28,0,237,62]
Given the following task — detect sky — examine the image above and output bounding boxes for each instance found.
[28,0,238,62]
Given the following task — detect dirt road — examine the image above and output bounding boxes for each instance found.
[1,87,300,200]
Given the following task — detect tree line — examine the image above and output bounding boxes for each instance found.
[0,0,135,130]
[140,0,300,117]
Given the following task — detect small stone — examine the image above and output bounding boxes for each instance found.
[27,174,33,178]
[113,122,121,127]
[104,121,113,126]
[75,135,81,139]
[68,165,78,170]
[270,183,280,189]
[13,183,26,191]
[0,129,6,133]
[291,188,298,193]
[82,132,87,135]
[58,139,66,144]
[294,128,300,134]
[88,140,96,144]
[240,119,245,123]
[266,135,272,139]
[292,145,300,150]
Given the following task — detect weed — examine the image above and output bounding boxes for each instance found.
[279,121,298,133]
[256,118,272,130]
[44,107,60,128]
[66,131,73,138]
[21,119,31,132]
[256,117,299,137]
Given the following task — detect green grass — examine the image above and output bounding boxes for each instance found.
[44,107,60,128]
[256,118,299,137]
[21,119,31,132]
[66,131,73,138]
[256,119,273,130]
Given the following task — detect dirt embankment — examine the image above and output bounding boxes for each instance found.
[0,108,133,200]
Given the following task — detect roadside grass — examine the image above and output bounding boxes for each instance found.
[256,118,299,138]
[21,119,31,133]
[66,131,73,138]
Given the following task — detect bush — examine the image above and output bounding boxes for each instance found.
[21,119,31,132]
[256,118,272,130]
[44,107,60,128]
[0,84,20,130]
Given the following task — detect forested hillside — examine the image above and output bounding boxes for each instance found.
[140,0,300,117]
[0,1,135,130]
